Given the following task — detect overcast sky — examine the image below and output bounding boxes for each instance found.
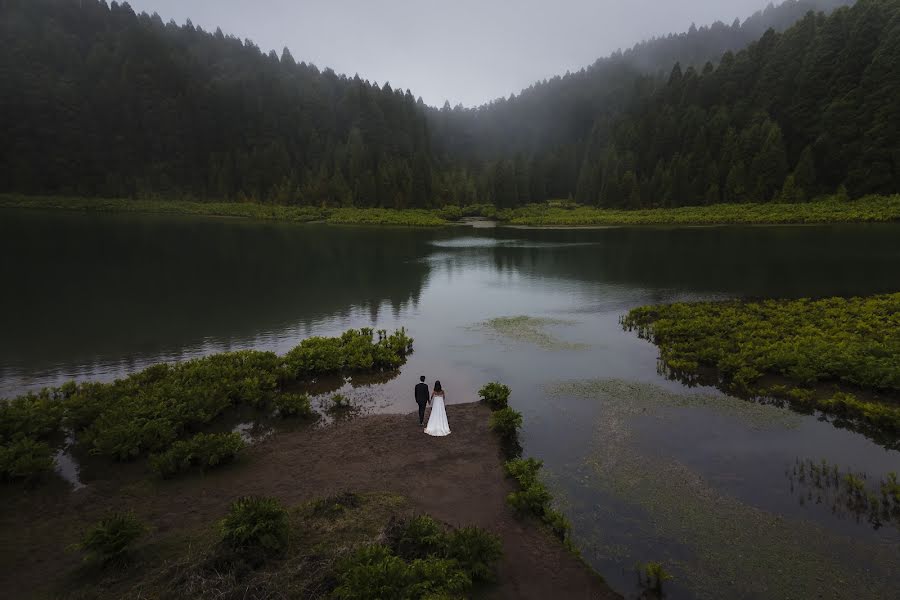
[126,0,773,107]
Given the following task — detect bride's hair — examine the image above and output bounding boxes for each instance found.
[434,380,442,392]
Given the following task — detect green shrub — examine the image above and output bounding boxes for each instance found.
[543,508,572,542]
[332,545,410,599]
[274,392,313,418]
[387,515,447,560]
[333,545,473,600]
[0,438,55,481]
[445,526,503,582]
[149,432,244,478]
[406,557,472,597]
[0,389,64,443]
[504,457,543,487]
[219,496,289,558]
[489,407,522,442]
[78,512,147,565]
[504,458,572,541]
[507,483,553,516]
[478,382,511,411]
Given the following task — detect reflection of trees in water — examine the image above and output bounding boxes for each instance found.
[480,225,900,299]
[0,213,433,369]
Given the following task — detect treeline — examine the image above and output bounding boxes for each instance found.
[576,0,900,207]
[1,0,436,207]
[2,0,895,210]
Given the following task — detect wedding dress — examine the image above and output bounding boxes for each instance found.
[424,392,451,436]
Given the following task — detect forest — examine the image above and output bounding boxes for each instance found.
[1,0,897,209]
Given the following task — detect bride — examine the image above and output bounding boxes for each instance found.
[424,380,451,436]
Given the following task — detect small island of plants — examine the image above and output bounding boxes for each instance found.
[0,328,413,483]
[622,293,900,446]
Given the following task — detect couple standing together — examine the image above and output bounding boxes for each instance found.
[415,376,451,436]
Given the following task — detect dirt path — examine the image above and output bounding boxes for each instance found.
[0,403,619,599]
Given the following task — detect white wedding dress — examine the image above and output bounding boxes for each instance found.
[424,392,451,436]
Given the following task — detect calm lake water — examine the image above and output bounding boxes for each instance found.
[2,209,899,598]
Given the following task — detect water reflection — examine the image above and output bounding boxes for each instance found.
[2,210,900,599]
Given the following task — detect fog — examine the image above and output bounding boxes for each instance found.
[125,0,774,107]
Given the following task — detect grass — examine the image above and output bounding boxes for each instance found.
[4,192,899,227]
[503,194,900,226]
[622,293,900,446]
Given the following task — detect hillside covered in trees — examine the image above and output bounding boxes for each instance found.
[1,0,896,209]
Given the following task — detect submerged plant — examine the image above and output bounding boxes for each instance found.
[638,561,673,594]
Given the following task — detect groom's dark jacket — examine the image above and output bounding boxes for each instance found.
[415,382,429,406]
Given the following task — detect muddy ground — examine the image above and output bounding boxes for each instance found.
[0,402,618,599]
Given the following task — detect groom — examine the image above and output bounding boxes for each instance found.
[415,375,429,425]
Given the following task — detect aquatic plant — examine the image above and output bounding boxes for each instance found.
[77,512,147,566]
[273,392,313,418]
[478,382,511,411]
[148,432,245,479]
[638,561,673,594]
[479,315,585,350]
[219,496,290,561]
[504,457,573,542]
[489,407,523,442]
[623,294,900,445]
[0,328,414,482]
[786,458,900,530]
[328,394,352,411]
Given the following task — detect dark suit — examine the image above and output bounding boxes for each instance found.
[415,382,429,424]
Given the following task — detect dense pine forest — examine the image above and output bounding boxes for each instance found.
[1,0,897,209]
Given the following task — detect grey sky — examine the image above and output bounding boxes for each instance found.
[125,0,773,107]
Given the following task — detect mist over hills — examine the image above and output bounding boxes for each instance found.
[3,0,895,209]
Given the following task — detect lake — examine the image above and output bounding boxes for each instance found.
[2,209,899,599]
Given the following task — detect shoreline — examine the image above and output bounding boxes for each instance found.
[0,403,618,599]
[2,193,898,228]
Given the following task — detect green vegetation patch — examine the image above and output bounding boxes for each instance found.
[148,432,245,479]
[478,315,587,350]
[504,195,900,226]
[63,493,502,600]
[0,195,457,227]
[504,457,573,543]
[623,293,900,445]
[76,511,147,567]
[0,328,413,482]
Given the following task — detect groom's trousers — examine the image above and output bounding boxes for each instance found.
[417,401,427,424]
